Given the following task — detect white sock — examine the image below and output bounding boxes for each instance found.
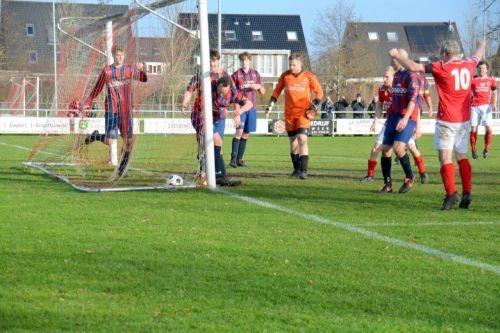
[109,141,118,166]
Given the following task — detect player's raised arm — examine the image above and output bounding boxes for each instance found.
[389,48,423,73]
[473,40,486,60]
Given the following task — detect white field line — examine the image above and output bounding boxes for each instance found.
[353,221,499,227]
[219,189,500,275]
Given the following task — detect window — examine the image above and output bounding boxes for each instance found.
[152,48,161,55]
[252,31,263,41]
[46,25,54,44]
[368,32,378,40]
[26,24,34,37]
[387,32,398,41]
[287,31,298,41]
[222,53,239,74]
[225,30,236,41]
[28,51,37,63]
[256,54,273,76]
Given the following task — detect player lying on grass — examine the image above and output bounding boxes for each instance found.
[82,46,147,177]
[390,40,486,210]
[266,53,323,179]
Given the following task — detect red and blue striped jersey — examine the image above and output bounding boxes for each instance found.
[213,87,247,121]
[231,68,262,107]
[85,64,147,114]
[186,69,229,113]
[389,69,420,121]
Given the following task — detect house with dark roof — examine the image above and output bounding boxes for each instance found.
[0,0,128,73]
[343,21,464,75]
[178,13,309,81]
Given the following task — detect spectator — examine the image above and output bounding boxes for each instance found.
[351,93,366,118]
[367,94,378,118]
[333,95,349,119]
[320,96,335,120]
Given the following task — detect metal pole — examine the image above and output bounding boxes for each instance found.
[36,76,40,117]
[106,21,113,65]
[482,0,486,58]
[217,0,222,56]
[52,0,58,114]
[22,78,26,116]
[199,0,216,189]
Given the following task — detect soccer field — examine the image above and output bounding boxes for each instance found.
[0,134,499,331]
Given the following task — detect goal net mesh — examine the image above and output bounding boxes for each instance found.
[26,0,203,191]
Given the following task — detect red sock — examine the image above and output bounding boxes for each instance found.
[367,159,377,177]
[484,130,493,151]
[470,131,477,152]
[440,163,456,196]
[458,159,472,194]
[413,155,426,173]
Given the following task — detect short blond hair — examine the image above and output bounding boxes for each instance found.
[111,46,124,55]
[440,40,461,57]
[384,66,394,75]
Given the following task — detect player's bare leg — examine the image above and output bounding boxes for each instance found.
[408,141,428,184]
[470,125,478,159]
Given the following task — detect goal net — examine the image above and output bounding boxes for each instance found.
[25,0,208,191]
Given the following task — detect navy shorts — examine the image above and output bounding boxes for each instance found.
[382,113,416,145]
[237,109,257,133]
[213,117,226,139]
[105,112,133,140]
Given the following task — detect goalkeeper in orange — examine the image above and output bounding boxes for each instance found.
[266,53,323,179]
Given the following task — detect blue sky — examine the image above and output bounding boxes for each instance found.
[33,0,475,52]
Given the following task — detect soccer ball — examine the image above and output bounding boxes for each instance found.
[167,174,183,186]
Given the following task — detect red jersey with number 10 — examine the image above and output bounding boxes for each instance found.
[471,76,497,106]
[424,57,479,122]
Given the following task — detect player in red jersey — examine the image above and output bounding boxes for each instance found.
[470,60,497,159]
[390,40,486,210]
[82,46,147,176]
[361,66,394,182]
[229,52,265,168]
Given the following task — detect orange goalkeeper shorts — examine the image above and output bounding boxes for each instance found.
[285,113,310,132]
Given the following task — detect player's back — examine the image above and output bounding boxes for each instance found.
[431,57,478,122]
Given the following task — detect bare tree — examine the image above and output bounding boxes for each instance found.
[311,0,355,97]
[311,0,379,98]
[461,0,499,58]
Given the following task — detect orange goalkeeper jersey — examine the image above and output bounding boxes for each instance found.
[271,70,324,116]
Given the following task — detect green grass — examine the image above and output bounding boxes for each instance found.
[0,134,499,332]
